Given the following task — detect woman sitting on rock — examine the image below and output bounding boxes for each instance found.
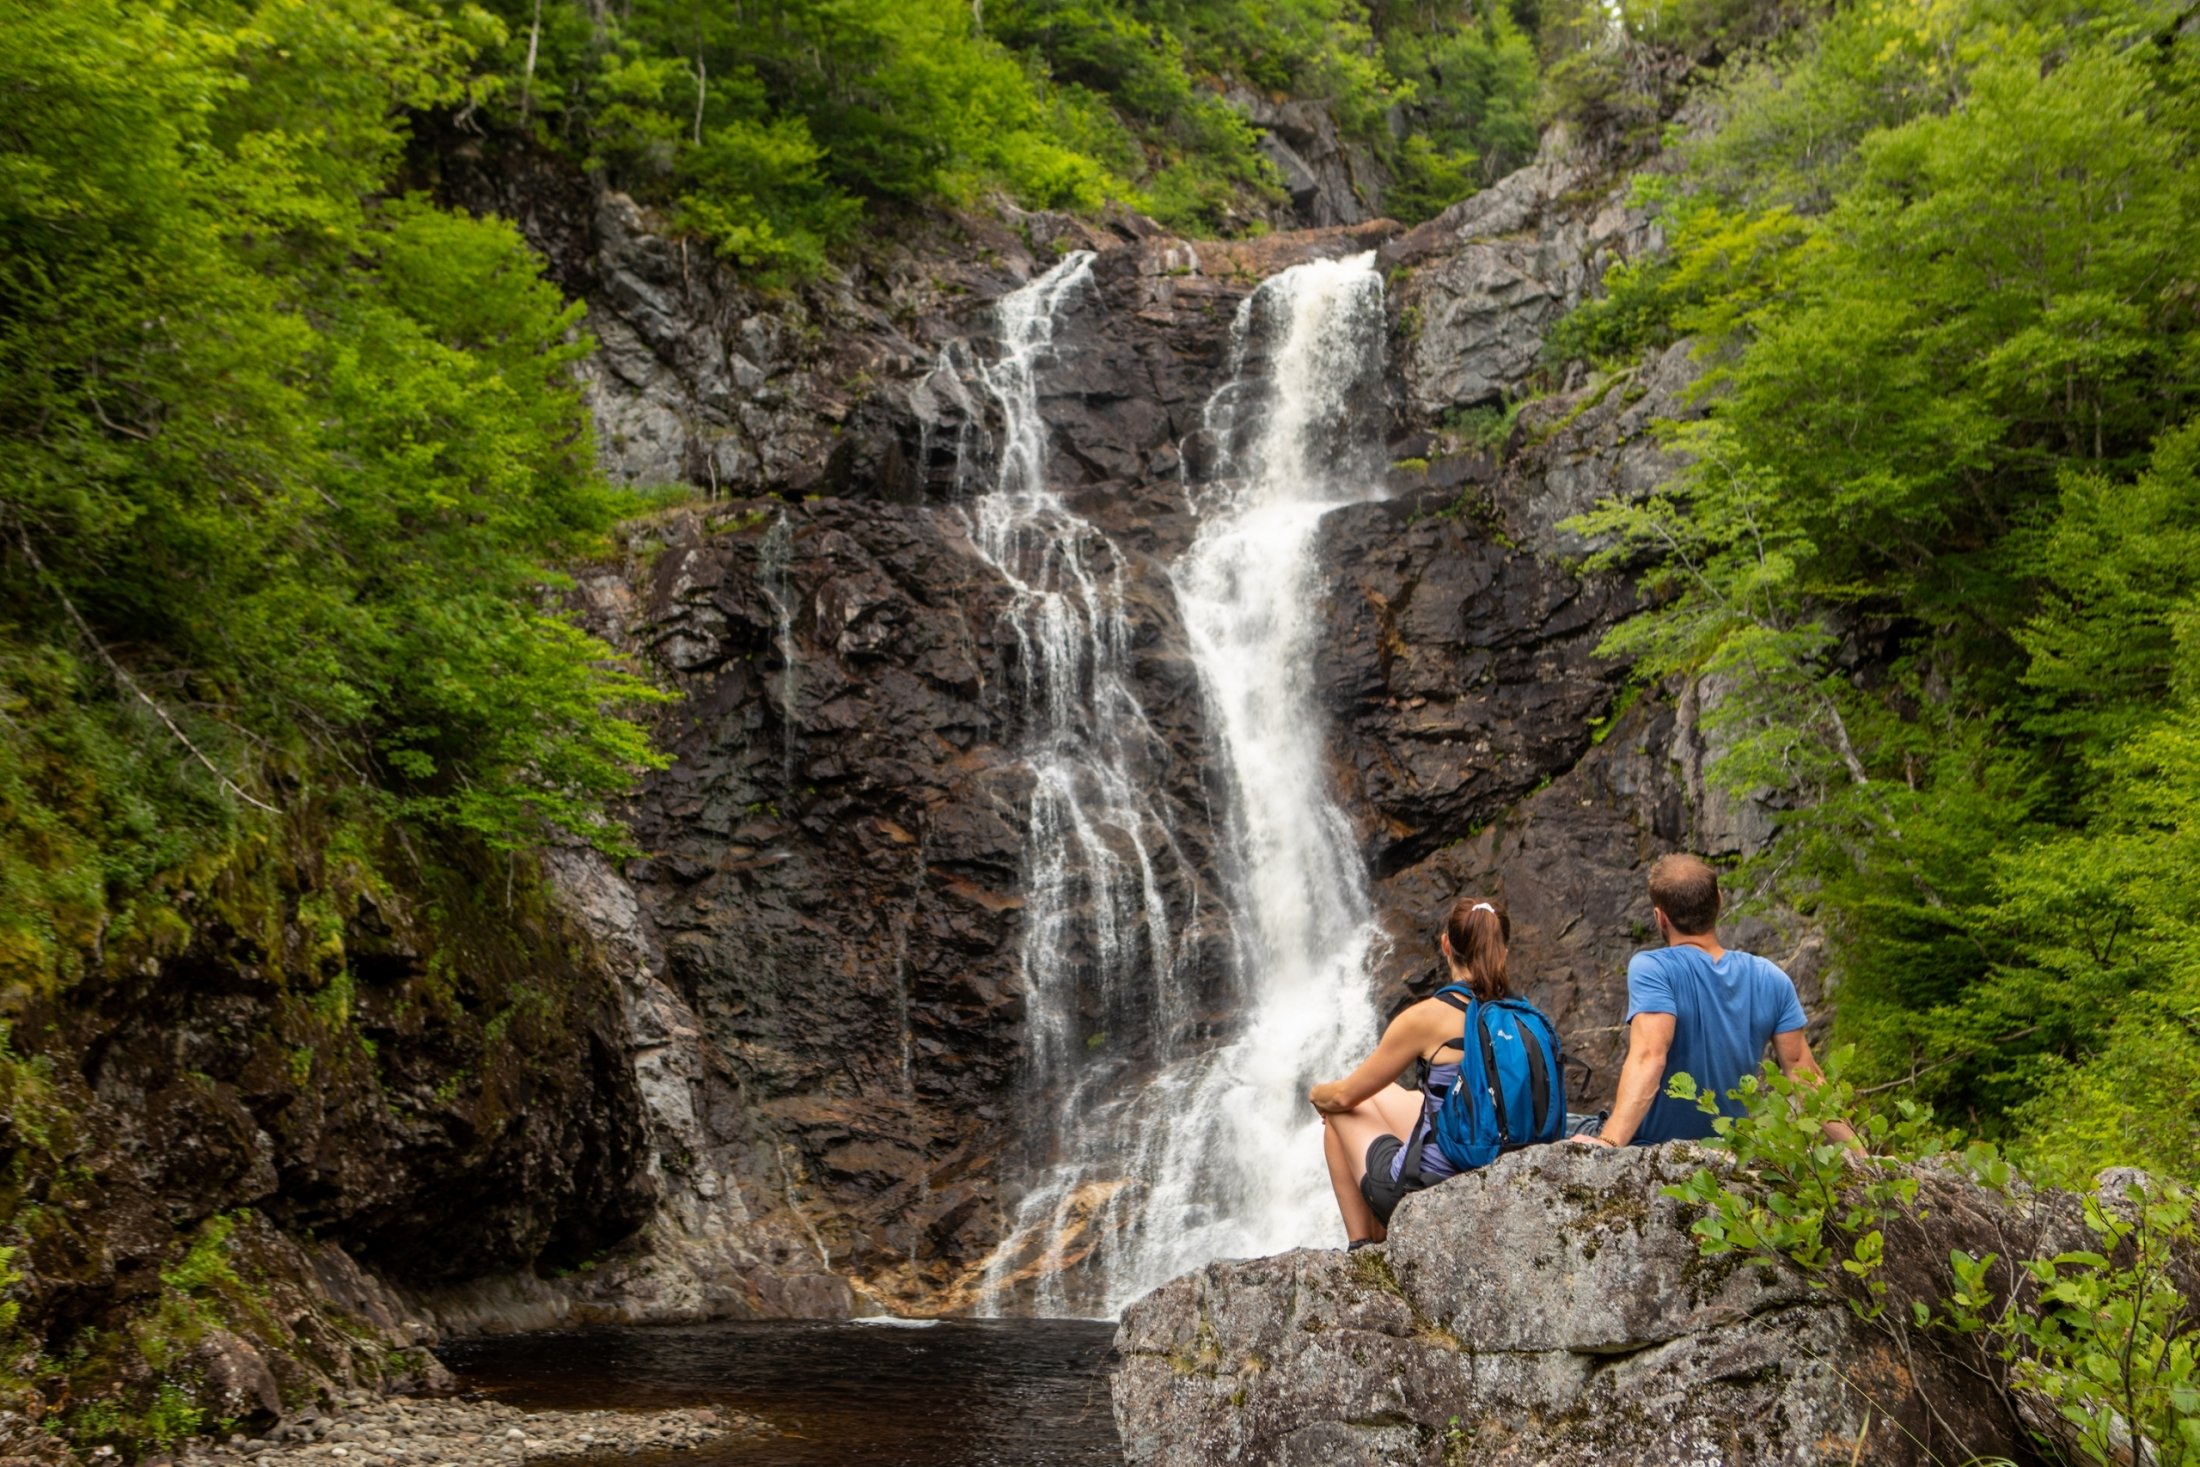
[1309,895,1539,1246]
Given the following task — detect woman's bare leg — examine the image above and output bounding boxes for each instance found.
[1324,1085,1426,1243]
[1322,1117,1382,1242]
[1368,1083,1424,1138]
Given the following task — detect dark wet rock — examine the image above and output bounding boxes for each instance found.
[191,1330,286,1424]
[0,823,649,1437]
[1364,687,1823,1115]
[1513,335,1708,557]
[1111,1146,2085,1467]
[582,497,1231,1313]
[436,122,1754,1311]
[1317,491,1636,882]
[1224,89,1384,229]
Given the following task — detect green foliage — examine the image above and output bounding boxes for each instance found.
[1532,0,1816,140]
[1543,179,1815,367]
[161,1215,244,1299]
[1558,0,2200,1176]
[1663,1053,1956,1318]
[987,0,1282,231]
[1992,1185,2200,1466]
[463,0,1129,252]
[1441,398,1532,458]
[0,0,670,994]
[1386,136,1484,225]
[1991,690,2200,1182]
[452,0,1552,247]
[1374,0,1540,220]
[36,1214,271,1453]
[1669,1061,2200,1466]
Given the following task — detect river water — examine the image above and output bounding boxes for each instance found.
[440,1320,1122,1467]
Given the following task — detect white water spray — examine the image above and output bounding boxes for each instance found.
[1101,253,1390,1302]
[963,256,1198,1314]
[972,252,1392,1318]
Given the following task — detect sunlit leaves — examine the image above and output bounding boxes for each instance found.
[1671,1057,2200,1464]
[1552,0,2200,1171]
[0,0,669,992]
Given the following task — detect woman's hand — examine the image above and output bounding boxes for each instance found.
[1308,1080,1350,1115]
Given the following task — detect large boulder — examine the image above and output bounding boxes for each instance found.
[1112,1145,2061,1466]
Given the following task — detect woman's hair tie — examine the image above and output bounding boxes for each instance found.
[1470,901,1496,915]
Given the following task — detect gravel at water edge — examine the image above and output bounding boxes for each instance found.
[169,1395,767,1467]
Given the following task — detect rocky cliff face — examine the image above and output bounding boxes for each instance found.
[1111,1145,2095,1466]
[416,129,1817,1320]
[0,105,1814,1457]
[0,837,652,1448]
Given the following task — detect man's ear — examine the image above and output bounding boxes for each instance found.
[1651,906,1672,940]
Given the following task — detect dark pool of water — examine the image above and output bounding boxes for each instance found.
[437,1319,1123,1467]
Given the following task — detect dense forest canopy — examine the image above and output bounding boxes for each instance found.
[446,0,1545,271]
[1,0,677,999]
[1554,0,2200,1180]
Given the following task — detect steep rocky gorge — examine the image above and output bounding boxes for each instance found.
[0,129,1821,1452]
[419,129,1821,1322]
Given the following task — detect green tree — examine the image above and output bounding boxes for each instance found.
[1557,0,2200,1173]
[0,0,666,992]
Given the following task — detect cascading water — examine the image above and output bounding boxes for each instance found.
[1100,253,1389,1305]
[972,251,1391,1318]
[962,255,1199,1314]
[757,513,802,791]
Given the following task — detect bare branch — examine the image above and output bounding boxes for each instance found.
[13,526,279,813]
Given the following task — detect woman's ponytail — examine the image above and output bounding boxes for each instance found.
[1444,895,1511,1002]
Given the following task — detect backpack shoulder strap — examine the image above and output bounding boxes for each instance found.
[1488,998,1562,1139]
[1425,985,1472,1062]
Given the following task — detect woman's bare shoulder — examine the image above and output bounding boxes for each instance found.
[1395,993,1466,1041]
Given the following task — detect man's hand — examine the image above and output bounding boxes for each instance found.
[1772,1030,1865,1152]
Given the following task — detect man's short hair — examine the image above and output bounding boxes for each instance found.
[1649,853,1720,935]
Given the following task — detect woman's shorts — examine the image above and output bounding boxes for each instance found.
[1360,1114,1610,1228]
[1359,1134,1430,1228]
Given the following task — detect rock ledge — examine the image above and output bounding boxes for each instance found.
[1111,1145,2054,1467]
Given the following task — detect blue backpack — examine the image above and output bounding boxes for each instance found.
[1414,984,1566,1174]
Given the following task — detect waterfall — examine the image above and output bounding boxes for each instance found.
[1097,253,1389,1304]
[965,254,1198,1315]
[757,512,801,790]
[970,250,1391,1319]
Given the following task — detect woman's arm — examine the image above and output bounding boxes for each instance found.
[1309,1001,1454,1114]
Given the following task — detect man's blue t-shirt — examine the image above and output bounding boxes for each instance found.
[1625,946,1809,1144]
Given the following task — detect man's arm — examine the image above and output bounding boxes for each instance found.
[1571,1011,1675,1147]
[1771,1030,1861,1148]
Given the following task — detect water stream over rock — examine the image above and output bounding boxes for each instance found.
[964,254,1199,1315]
[976,253,1391,1317]
[1119,254,1389,1301]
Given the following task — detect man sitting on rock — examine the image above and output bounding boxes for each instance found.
[1569,853,1856,1150]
